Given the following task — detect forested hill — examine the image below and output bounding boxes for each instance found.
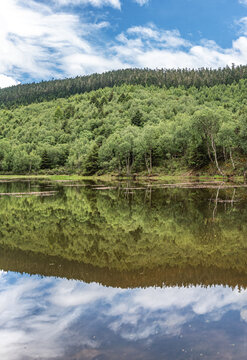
[0,79,247,176]
[1,65,247,108]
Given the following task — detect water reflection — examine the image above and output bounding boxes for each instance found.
[1,272,247,360]
[1,180,247,275]
[1,180,247,359]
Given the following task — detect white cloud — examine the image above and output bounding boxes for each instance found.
[53,0,148,7]
[0,0,125,84]
[126,26,191,47]
[127,26,159,39]
[1,2,247,87]
[133,0,149,5]
[0,1,89,78]
[113,24,247,69]
[239,0,247,5]
[53,0,121,9]
[238,17,247,35]
[0,75,20,89]
[61,53,127,76]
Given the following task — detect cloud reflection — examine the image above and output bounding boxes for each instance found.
[1,272,247,359]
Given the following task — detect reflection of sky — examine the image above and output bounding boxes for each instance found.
[1,271,247,359]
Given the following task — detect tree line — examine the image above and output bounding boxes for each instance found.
[1,64,247,108]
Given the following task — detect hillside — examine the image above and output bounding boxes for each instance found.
[0,74,247,175]
[1,65,247,108]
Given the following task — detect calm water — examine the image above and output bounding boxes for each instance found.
[1,179,247,359]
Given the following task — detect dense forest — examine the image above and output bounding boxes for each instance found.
[1,65,247,108]
[1,66,247,175]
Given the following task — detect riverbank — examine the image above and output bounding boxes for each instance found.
[0,155,246,182]
[0,173,245,184]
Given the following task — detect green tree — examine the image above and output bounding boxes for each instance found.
[84,143,99,175]
[217,117,238,170]
[41,150,52,169]
[192,108,224,175]
[135,125,159,174]
[131,110,143,127]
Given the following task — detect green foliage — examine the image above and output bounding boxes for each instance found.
[131,110,143,127]
[84,143,99,175]
[54,106,63,120]
[0,78,247,175]
[41,150,52,169]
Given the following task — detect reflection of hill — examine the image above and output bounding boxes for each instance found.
[1,182,247,282]
[1,245,247,289]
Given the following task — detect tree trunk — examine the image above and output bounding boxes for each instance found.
[231,188,236,207]
[207,141,213,163]
[126,156,130,176]
[229,149,235,170]
[144,153,151,175]
[211,136,224,175]
[149,150,152,175]
[213,185,221,220]
[126,154,133,176]
[118,156,121,174]
[223,147,227,162]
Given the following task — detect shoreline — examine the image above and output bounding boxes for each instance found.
[0,173,245,184]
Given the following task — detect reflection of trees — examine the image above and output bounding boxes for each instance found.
[2,245,247,289]
[0,184,247,274]
[210,186,239,220]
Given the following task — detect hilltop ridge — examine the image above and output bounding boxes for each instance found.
[1,65,247,108]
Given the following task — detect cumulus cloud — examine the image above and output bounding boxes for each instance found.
[113,24,247,69]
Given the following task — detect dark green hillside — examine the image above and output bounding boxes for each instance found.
[1,65,247,108]
[0,75,247,175]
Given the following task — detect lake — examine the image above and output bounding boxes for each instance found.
[1,179,247,359]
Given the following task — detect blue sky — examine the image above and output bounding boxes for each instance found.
[0,0,247,88]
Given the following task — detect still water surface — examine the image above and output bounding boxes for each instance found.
[1,179,247,359]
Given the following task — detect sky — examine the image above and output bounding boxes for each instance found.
[1,0,247,88]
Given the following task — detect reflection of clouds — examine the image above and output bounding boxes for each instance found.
[106,286,247,341]
[1,273,247,359]
[50,280,122,307]
[131,286,247,315]
[109,311,191,341]
[0,275,101,360]
[240,308,247,322]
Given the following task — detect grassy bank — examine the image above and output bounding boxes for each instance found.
[0,172,245,184]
